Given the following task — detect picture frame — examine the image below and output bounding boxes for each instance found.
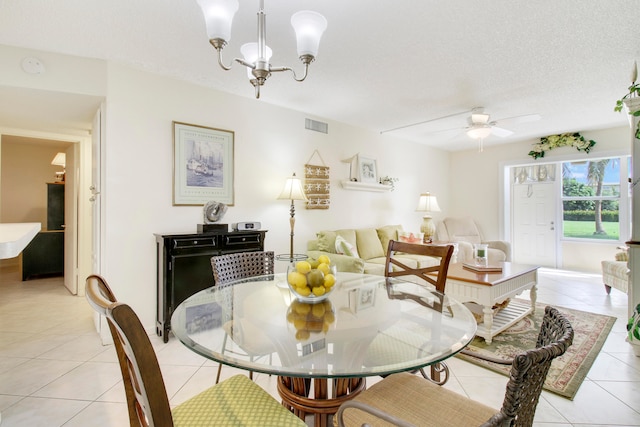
[357,154,378,184]
[173,122,234,205]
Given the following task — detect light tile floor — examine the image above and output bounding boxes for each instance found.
[0,266,639,426]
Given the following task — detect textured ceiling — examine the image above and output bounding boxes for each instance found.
[0,0,639,151]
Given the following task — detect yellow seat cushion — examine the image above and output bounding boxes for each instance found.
[172,375,305,426]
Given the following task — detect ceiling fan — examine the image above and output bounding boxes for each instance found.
[381,107,541,151]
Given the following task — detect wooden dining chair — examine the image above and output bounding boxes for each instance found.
[85,274,306,427]
[210,251,275,383]
[337,305,574,427]
[384,240,454,293]
[384,240,455,384]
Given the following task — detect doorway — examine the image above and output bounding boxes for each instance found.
[0,132,89,294]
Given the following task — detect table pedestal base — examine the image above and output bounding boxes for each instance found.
[277,376,366,427]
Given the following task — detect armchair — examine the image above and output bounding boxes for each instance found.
[436,217,511,263]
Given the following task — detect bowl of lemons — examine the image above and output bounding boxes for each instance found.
[286,299,336,341]
[286,255,337,303]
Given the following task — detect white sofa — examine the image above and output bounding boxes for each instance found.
[435,217,511,264]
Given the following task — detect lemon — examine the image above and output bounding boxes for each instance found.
[295,260,312,274]
[307,269,325,287]
[295,329,311,341]
[293,302,311,315]
[296,286,312,297]
[309,259,320,269]
[286,311,296,323]
[293,319,307,330]
[324,274,336,288]
[311,303,326,319]
[288,271,307,288]
[312,285,326,296]
[317,255,331,265]
[317,262,330,275]
[324,311,336,324]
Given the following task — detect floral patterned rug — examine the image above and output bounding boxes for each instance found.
[456,300,617,400]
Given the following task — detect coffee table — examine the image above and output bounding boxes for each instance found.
[441,262,538,344]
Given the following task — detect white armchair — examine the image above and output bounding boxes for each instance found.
[435,217,511,263]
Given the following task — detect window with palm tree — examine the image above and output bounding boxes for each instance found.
[561,157,630,240]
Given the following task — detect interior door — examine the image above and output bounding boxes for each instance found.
[63,144,77,294]
[512,177,558,267]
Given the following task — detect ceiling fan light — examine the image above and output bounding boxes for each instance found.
[467,125,492,139]
[197,0,239,42]
[291,11,327,58]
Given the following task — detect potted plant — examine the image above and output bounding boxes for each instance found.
[614,61,640,140]
[379,176,398,191]
[627,303,640,356]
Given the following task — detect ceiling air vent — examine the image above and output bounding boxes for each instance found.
[305,118,328,134]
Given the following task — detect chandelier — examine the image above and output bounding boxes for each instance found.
[196,0,327,99]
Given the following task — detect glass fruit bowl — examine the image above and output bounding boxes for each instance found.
[286,258,337,303]
[286,299,336,341]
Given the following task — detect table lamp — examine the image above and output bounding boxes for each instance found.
[416,192,441,243]
[278,173,308,262]
[51,152,66,182]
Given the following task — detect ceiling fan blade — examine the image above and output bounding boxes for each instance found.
[380,109,471,134]
[491,126,514,137]
[494,113,541,127]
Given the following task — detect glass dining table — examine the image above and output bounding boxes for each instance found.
[171,272,477,427]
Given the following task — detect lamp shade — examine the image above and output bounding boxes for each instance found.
[197,0,239,42]
[416,193,441,212]
[240,42,273,78]
[51,152,66,168]
[278,173,308,201]
[291,11,327,57]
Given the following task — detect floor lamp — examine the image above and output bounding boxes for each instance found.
[278,173,308,263]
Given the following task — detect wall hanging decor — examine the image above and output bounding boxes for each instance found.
[528,132,596,160]
[304,150,330,209]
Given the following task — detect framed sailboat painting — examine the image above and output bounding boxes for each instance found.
[173,122,234,206]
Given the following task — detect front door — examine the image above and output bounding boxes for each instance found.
[512,170,558,267]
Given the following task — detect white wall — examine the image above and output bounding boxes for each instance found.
[101,63,451,328]
[449,126,631,272]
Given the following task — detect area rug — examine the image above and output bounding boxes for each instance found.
[456,300,617,400]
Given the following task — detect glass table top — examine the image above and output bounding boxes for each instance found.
[171,272,477,379]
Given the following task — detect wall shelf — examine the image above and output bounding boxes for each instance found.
[340,180,392,192]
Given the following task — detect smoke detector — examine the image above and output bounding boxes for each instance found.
[21,57,45,74]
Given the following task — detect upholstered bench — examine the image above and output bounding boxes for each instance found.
[601,260,629,294]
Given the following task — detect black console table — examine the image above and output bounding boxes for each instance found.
[155,229,267,342]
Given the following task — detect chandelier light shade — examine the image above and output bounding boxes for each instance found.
[416,193,441,244]
[278,173,308,262]
[196,0,327,99]
[290,11,327,57]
